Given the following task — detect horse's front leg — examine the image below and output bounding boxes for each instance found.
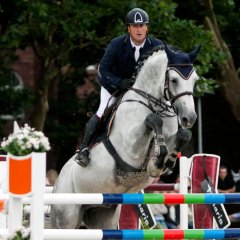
[162,128,192,175]
[144,113,168,177]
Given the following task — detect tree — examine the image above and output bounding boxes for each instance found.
[2,0,233,169]
[174,0,240,121]
[202,0,240,121]
[0,0,126,130]
[0,0,223,131]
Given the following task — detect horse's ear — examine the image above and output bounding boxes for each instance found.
[164,42,175,58]
[188,45,201,62]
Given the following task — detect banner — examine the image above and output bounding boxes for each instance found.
[191,154,230,229]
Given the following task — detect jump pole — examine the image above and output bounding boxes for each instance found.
[2,228,240,240]
[0,229,239,240]
[2,193,240,205]
[42,229,240,240]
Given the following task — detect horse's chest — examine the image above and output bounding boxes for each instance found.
[114,169,150,191]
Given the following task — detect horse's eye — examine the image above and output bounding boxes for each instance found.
[171,78,178,84]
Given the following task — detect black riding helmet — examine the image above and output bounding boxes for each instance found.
[126,8,149,25]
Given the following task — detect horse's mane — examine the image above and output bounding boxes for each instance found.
[131,45,165,80]
[131,44,182,81]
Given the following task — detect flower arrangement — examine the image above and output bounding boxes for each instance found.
[8,226,30,240]
[0,123,51,156]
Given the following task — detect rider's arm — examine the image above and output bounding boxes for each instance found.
[98,39,122,93]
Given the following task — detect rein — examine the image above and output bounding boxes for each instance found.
[118,64,195,117]
[121,87,176,118]
[102,62,196,175]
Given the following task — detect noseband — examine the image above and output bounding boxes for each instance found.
[164,64,195,104]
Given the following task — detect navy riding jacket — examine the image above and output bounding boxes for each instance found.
[98,34,163,94]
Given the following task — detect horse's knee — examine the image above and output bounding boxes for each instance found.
[145,113,163,133]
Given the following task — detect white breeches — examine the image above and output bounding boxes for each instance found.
[96,87,116,118]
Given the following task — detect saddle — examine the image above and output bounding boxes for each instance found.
[90,90,126,146]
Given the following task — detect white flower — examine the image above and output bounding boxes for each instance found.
[40,137,51,150]
[0,123,51,156]
[7,226,31,240]
[21,227,31,238]
[1,140,6,148]
[25,141,32,149]
[34,131,44,137]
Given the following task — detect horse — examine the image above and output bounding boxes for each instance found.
[50,43,201,229]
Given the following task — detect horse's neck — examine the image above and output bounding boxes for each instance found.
[109,97,153,168]
[108,50,172,169]
[134,50,168,99]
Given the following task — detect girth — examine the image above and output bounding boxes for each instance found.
[103,137,144,173]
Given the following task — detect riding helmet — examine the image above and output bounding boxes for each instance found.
[126,8,149,25]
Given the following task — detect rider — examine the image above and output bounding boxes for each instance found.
[75,7,163,167]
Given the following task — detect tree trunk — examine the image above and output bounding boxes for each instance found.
[202,0,240,121]
[32,74,50,131]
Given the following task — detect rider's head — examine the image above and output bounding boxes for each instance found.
[126,8,149,46]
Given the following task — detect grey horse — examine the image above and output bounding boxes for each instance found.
[50,44,201,229]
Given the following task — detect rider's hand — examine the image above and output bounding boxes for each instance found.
[118,78,134,90]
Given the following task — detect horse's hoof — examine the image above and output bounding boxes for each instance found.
[75,155,90,168]
[162,168,173,176]
[74,148,90,167]
[176,128,192,151]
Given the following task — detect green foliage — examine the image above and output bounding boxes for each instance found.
[0,0,232,167]
[8,227,30,240]
[0,0,224,103]
[173,0,240,94]
[194,77,219,97]
[213,0,240,67]
[0,67,33,117]
[146,1,225,96]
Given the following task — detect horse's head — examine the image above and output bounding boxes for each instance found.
[164,44,201,128]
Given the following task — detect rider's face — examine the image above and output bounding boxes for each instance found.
[128,24,148,46]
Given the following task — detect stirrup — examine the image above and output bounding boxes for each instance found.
[75,147,90,167]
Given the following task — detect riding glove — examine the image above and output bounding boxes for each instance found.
[118,78,134,90]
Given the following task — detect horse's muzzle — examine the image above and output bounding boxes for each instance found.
[179,111,197,128]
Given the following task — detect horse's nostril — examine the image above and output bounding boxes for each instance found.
[182,117,188,127]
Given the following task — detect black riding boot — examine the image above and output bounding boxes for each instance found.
[75,114,100,167]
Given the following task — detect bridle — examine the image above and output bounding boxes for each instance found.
[103,63,197,175]
[126,87,176,117]
[121,63,196,117]
[164,64,195,105]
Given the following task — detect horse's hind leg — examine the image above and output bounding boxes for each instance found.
[50,204,82,229]
[83,205,121,229]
